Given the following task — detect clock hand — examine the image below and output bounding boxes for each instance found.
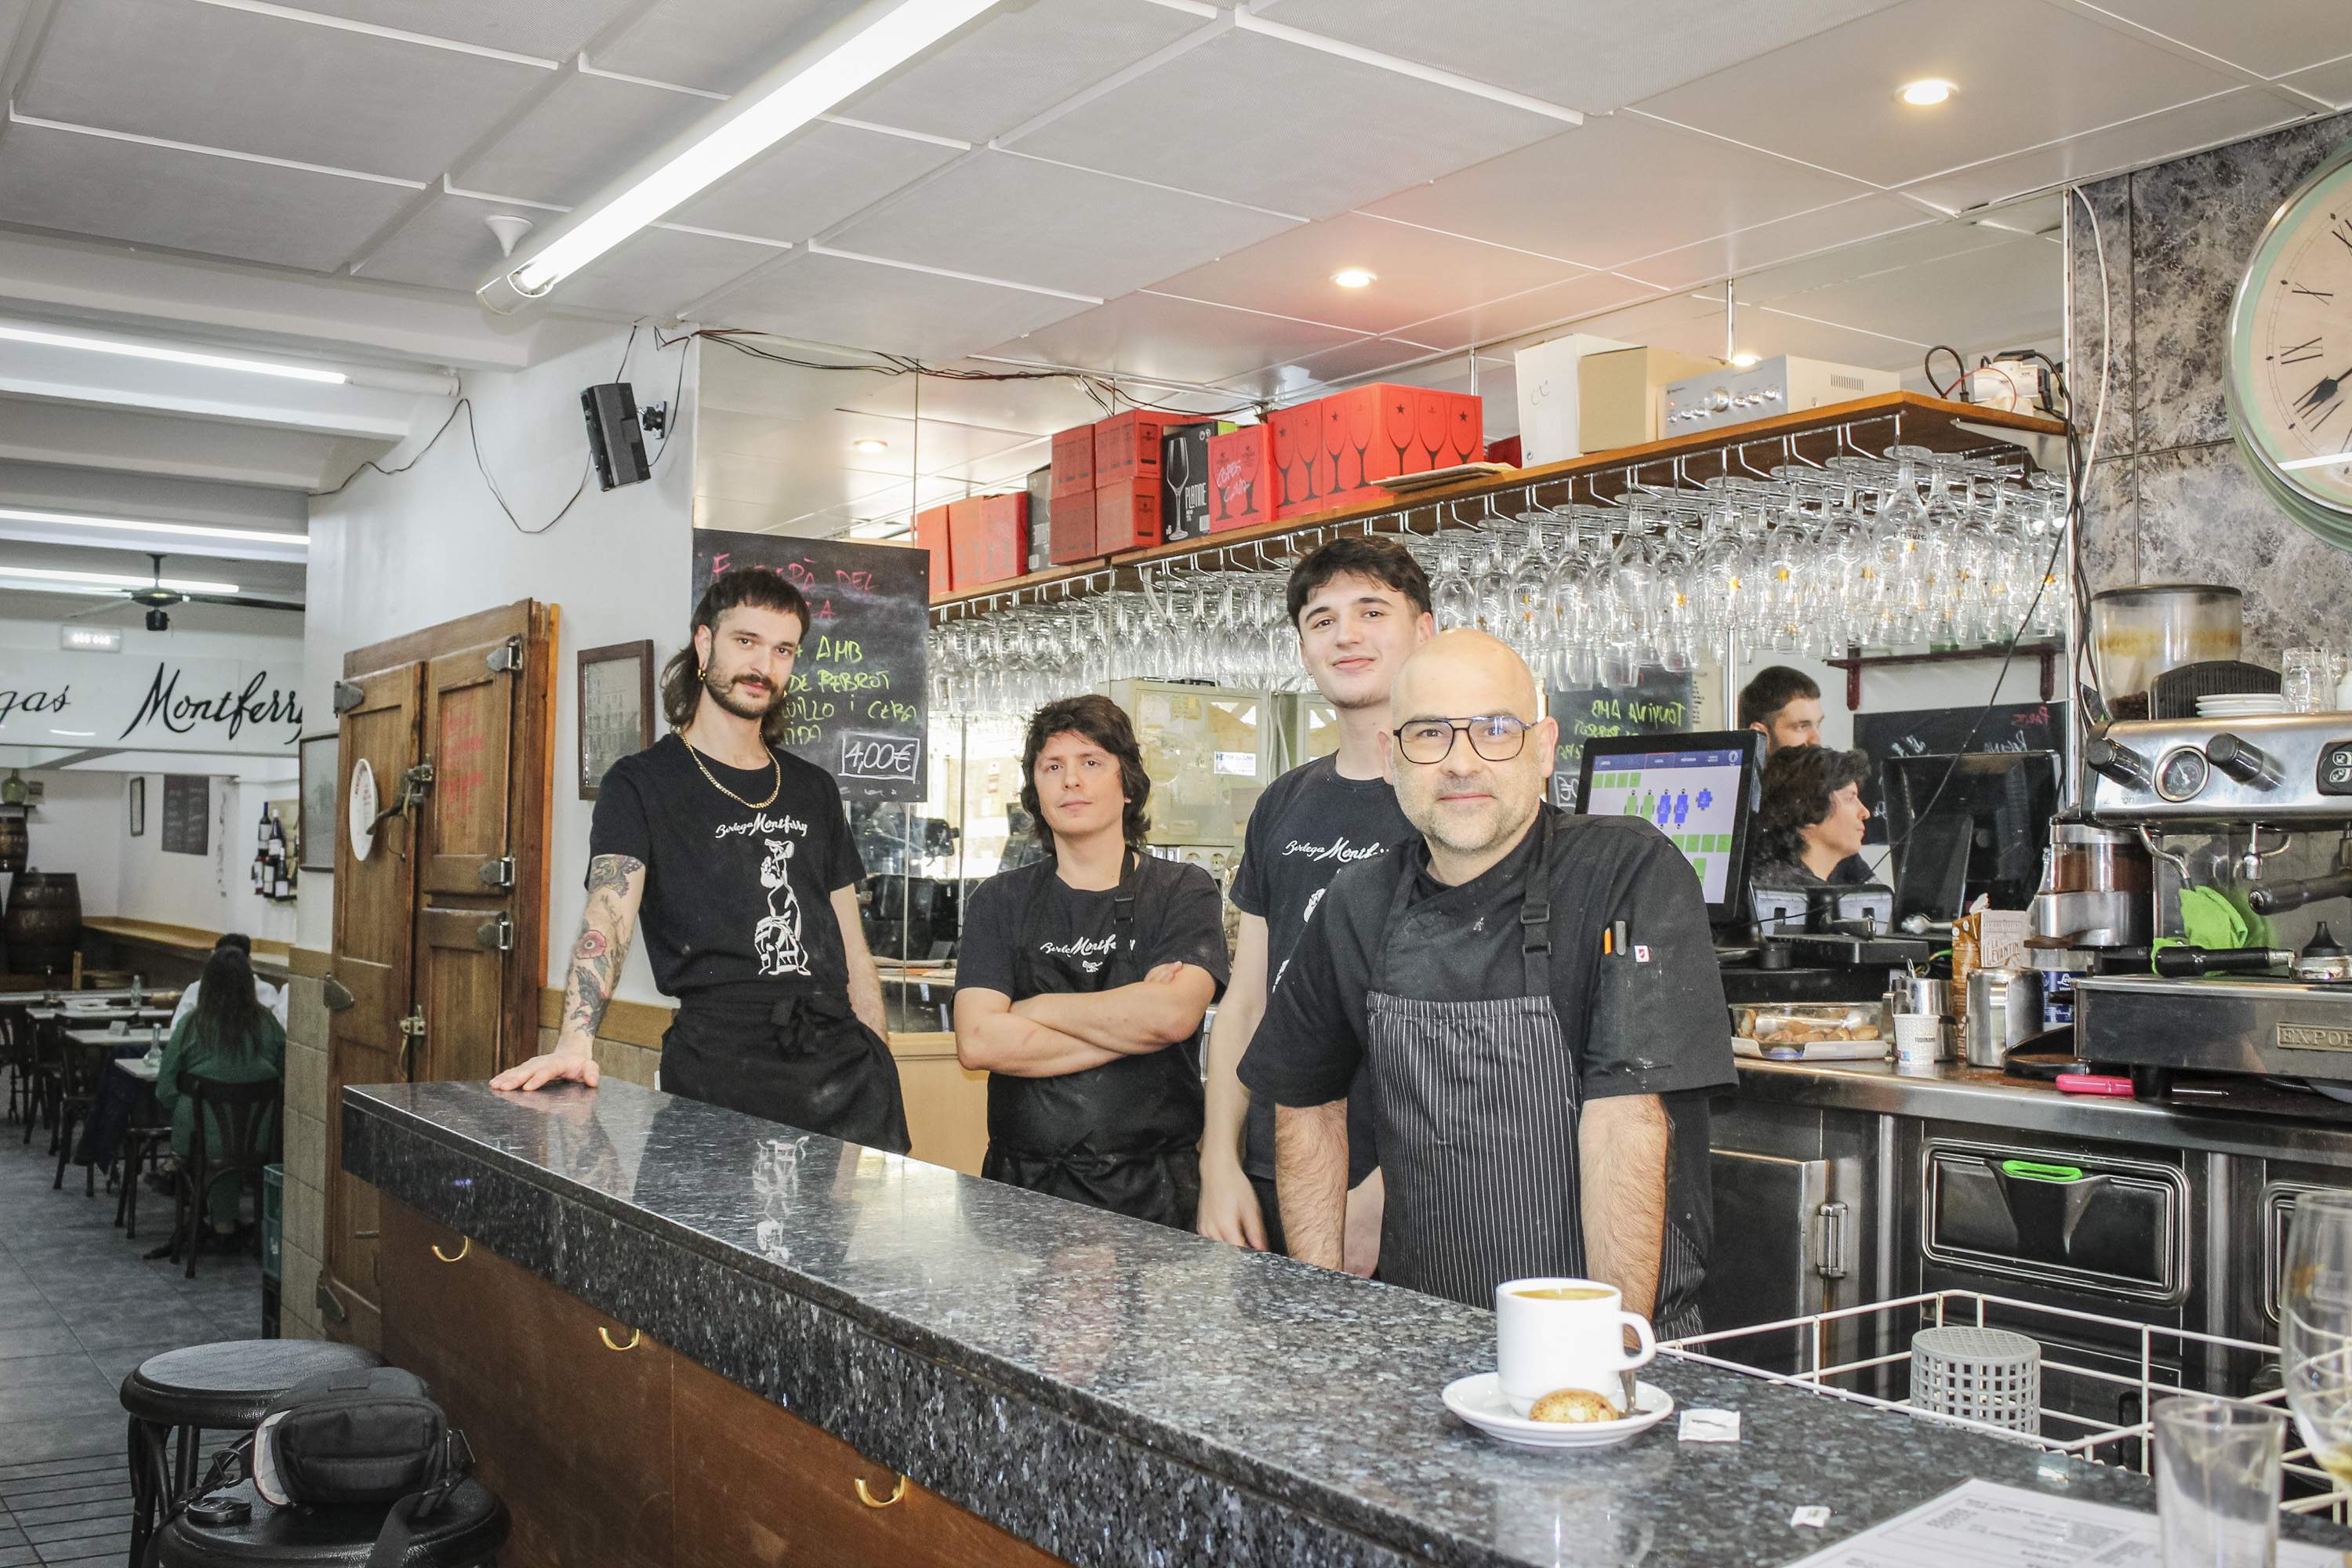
[2294,366,2351,415]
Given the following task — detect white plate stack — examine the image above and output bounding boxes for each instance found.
[2198,693,2286,718]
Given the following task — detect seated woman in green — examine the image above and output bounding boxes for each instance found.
[155,945,285,1235]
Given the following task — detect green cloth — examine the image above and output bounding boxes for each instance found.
[2178,885,2251,949]
[154,1010,285,1228]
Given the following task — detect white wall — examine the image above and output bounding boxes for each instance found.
[1755,652,2052,752]
[2,770,122,931]
[302,326,697,1003]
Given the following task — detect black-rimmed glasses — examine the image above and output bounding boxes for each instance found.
[1392,715,1531,765]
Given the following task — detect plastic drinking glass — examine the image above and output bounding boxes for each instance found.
[2154,1396,2281,1568]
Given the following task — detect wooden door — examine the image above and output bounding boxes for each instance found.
[322,663,423,1349]
[413,641,523,1082]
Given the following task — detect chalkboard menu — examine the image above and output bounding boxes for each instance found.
[1851,699,2067,843]
[1549,669,1698,808]
[162,774,209,856]
[690,532,929,803]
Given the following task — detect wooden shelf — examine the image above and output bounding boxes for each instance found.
[929,391,2067,616]
[1821,641,2064,710]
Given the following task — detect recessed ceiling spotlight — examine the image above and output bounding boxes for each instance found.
[851,438,889,455]
[1330,267,1377,289]
[1897,78,1956,107]
[1730,352,1762,368]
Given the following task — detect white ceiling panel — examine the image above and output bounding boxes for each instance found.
[985,291,1364,388]
[1218,335,1454,401]
[1146,212,1584,336]
[2279,56,2352,109]
[593,0,884,96]
[18,0,548,183]
[669,121,965,245]
[1364,114,1876,271]
[0,120,416,272]
[457,69,710,209]
[2056,0,2352,80]
[351,187,554,292]
[1752,230,2063,350]
[1634,0,2249,189]
[1613,193,1933,292]
[556,226,787,318]
[1572,289,1922,373]
[699,250,1093,361]
[1386,270,1671,354]
[1902,87,2313,212]
[0,0,29,65]
[1008,27,1564,221]
[843,0,1210,145]
[824,150,1298,301]
[284,0,642,60]
[1730,218,2024,303]
[1252,0,1906,114]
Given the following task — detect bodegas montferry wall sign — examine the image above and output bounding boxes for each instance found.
[0,652,302,755]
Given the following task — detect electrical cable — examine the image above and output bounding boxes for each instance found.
[1924,345,1967,399]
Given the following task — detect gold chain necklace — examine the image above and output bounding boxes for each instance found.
[681,733,781,809]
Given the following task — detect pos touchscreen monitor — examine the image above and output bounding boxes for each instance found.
[1572,730,1766,921]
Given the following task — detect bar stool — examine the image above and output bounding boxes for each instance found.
[154,1479,508,1566]
[122,1340,384,1565]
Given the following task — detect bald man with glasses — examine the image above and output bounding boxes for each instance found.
[1237,631,1734,1335]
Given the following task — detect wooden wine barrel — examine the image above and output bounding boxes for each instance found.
[2,869,80,975]
[0,812,24,873]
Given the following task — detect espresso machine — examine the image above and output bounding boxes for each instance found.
[2067,713,2352,1104]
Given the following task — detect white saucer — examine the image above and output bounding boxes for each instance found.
[1442,1374,1675,1449]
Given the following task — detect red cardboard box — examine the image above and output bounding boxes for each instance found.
[1273,385,1484,518]
[1047,487,1097,564]
[948,492,1026,588]
[1094,477,1162,554]
[1486,434,1522,468]
[1050,424,1094,498]
[913,504,953,597]
[1092,411,1183,488]
[1207,424,1276,533]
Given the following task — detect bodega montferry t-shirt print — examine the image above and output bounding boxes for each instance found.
[590,735,866,999]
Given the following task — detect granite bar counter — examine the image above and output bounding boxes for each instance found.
[344,1079,2344,1568]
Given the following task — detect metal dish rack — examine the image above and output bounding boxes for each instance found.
[1663,1288,2350,1522]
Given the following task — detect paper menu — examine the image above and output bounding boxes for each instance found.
[1782,1478,2347,1567]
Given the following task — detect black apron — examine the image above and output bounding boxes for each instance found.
[660,986,910,1153]
[981,851,1203,1229]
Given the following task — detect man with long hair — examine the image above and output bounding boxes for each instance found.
[1197,535,1432,1268]
[492,568,909,1151]
[953,695,1228,1227]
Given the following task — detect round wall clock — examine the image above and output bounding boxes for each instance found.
[2227,135,2352,550]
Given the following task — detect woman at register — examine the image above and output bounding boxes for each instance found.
[1749,746,1875,888]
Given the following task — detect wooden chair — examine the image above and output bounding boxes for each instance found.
[165,1073,282,1279]
[21,1017,64,1148]
[0,1007,31,1124]
[50,1036,114,1196]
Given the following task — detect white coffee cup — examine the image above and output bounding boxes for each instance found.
[1893,1011,1943,1065]
[1494,1276,1657,1417]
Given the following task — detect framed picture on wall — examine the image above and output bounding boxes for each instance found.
[299,732,339,873]
[578,640,655,800]
[128,775,145,837]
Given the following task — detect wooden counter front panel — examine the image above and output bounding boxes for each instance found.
[379,1199,1065,1568]
[380,1203,673,1568]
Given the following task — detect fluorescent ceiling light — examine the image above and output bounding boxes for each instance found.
[1331,267,1377,289]
[1897,78,1956,107]
[0,323,347,384]
[0,507,308,549]
[0,565,238,594]
[502,0,999,300]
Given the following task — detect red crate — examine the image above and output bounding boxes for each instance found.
[1047,487,1098,564]
[1092,411,1185,487]
[949,492,1026,588]
[1094,477,1161,554]
[913,505,953,597]
[1050,424,1094,498]
[1207,425,1276,532]
[1276,385,1484,517]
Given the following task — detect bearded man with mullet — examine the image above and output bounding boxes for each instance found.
[492,568,909,1151]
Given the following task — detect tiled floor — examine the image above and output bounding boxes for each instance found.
[0,1083,266,1566]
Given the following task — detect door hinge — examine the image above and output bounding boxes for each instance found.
[314,1280,349,1323]
[1814,1201,1850,1281]
[487,637,523,675]
[332,680,366,715]
[398,1006,426,1079]
[477,856,515,891]
[322,975,356,1013]
[398,1009,427,1041]
[475,913,514,953]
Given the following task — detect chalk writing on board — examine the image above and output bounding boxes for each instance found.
[840,731,920,783]
[1550,670,1697,808]
[162,774,209,857]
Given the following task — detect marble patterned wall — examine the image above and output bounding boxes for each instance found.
[2068,109,2352,663]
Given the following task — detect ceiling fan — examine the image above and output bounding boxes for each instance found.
[66,552,305,631]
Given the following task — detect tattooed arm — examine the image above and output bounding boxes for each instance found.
[489,854,646,1092]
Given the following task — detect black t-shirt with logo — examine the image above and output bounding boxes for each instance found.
[954,853,1231,1003]
[1231,754,1414,1185]
[589,734,865,1000]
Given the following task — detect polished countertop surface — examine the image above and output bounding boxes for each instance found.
[343,1079,2350,1568]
